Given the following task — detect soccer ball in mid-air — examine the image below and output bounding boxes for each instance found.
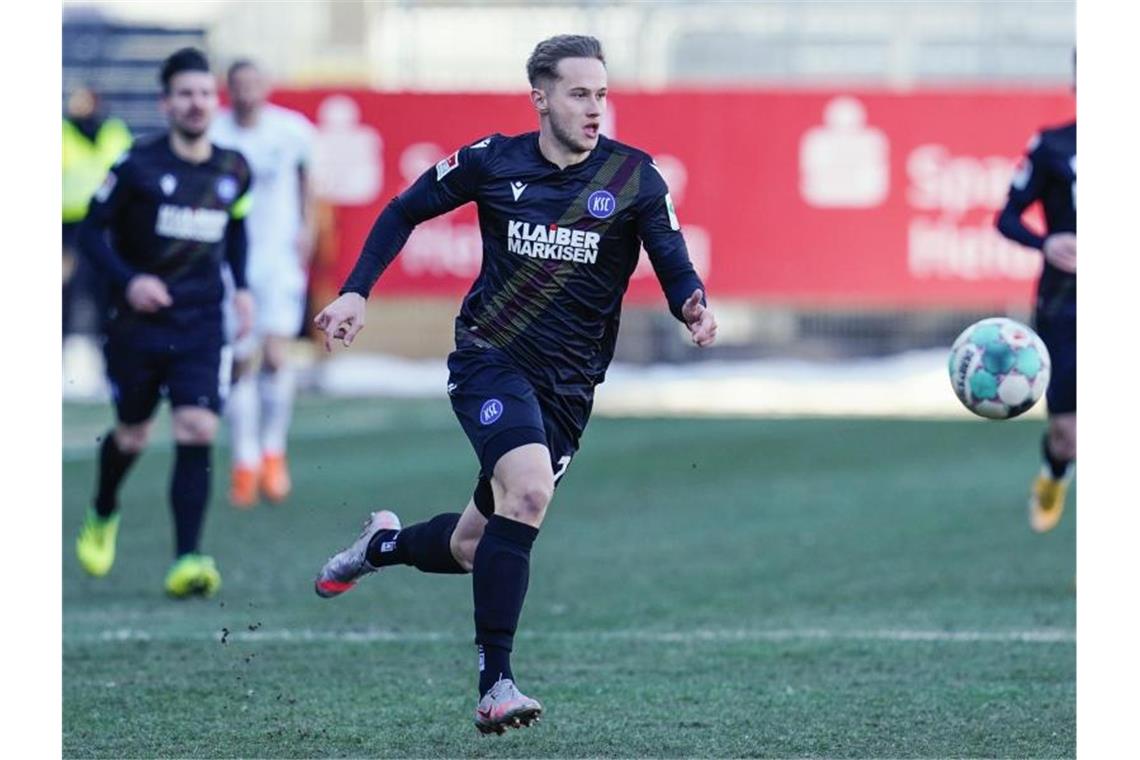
[948,317,1051,419]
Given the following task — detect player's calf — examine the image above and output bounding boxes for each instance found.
[449,499,488,572]
[1047,415,1076,463]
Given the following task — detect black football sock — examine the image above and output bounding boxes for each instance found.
[171,444,211,557]
[365,513,466,574]
[477,643,512,697]
[1041,433,1073,479]
[94,431,140,519]
[472,515,539,696]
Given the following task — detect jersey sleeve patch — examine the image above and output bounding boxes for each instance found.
[436,150,460,180]
[230,192,253,220]
[665,192,681,231]
[1010,157,1033,191]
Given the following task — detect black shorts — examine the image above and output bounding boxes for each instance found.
[447,346,593,516]
[103,334,231,424]
[1034,307,1076,415]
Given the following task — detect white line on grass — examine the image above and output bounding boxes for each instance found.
[66,627,1075,645]
[61,402,459,462]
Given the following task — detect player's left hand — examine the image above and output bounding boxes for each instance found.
[682,289,717,348]
[233,289,255,339]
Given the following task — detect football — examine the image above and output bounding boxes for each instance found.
[948,317,1051,419]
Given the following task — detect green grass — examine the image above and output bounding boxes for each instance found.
[63,398,1075,758]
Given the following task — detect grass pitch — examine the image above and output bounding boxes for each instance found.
[63,398,1075,758]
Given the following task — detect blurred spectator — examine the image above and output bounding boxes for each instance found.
[62,84,132,336]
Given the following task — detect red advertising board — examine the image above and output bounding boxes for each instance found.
[272,88,1073,308]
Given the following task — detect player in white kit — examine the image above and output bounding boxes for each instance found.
[212,59,316,507]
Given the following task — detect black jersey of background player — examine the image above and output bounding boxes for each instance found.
[374,132,703,392]
[85,133,252,338]
[997,122,1076,314]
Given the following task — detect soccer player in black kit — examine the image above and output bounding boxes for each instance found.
[313,35,718,733]
[74,48,254,596]
[996,114,1076,533]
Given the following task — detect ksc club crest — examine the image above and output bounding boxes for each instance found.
[216,176,238,202]
[480,399,504,425]
[587,190,616,219]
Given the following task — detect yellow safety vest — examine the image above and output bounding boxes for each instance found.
[62,117,132,223]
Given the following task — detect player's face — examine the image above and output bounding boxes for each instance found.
[162,71,218,139]
[539,57,607,154]
[67,87,97,119]
[228,66,268,115]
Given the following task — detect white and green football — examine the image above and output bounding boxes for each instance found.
[948,317,1051,420]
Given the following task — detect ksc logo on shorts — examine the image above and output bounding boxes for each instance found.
[480,399,504,425]
[587,190,616,219]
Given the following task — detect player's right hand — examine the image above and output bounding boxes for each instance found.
[126,274,173,313]
[314,292,367,352]
[681,289,718,348]
[1043,233,1076,273]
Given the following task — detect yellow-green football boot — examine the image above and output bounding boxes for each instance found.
[76,509,120,577]
[164,554,222,598]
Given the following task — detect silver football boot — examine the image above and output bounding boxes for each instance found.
[314,510,401,598]
[474,678,543,735]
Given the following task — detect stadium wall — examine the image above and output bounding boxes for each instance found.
[275,88,1072,313]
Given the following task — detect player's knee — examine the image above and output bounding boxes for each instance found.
[263,337,288,372]
[499,482,553,526]
[114,422,152,453]
[232,355,255,382]
[172,409,219,444]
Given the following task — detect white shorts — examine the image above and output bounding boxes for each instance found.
[223,265,307,359]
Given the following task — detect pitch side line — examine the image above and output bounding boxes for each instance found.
[66,627,1076,645]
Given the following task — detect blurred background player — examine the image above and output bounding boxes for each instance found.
[995,84,1076,533]
[211,59,316,508]
[312,34,717,734]
[74,47,254,596]
[62,83,132,338]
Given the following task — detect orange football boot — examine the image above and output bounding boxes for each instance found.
[230,465,259,509]
[1029,468,1071,533]
[261,453,292,503]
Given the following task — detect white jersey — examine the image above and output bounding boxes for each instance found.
[211,104,314,288]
